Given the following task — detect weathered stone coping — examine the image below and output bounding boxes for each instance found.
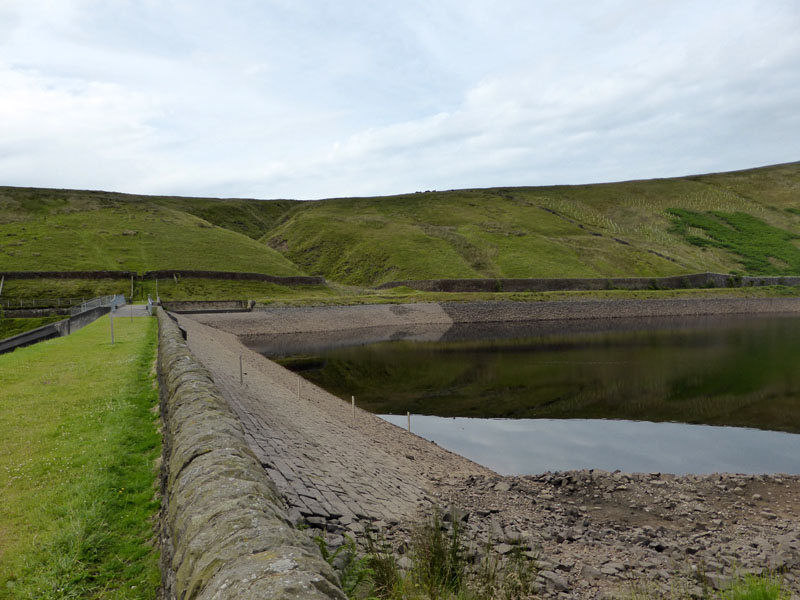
[157,308,345,600]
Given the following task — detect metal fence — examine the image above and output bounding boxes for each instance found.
[69,294,127,316]
[1,297,87,309]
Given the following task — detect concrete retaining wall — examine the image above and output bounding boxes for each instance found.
[161,301,251,314]
[0,320,67,354]
[156,309,345,600]
[0,305,112,354]
[377,273,800,293]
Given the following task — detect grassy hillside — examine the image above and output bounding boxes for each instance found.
[1,161,798,285]
[264,161,800,285]
[0,187,301,274]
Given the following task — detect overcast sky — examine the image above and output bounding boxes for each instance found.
[1,1,798,200]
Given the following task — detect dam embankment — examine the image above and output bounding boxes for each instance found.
[156,306,490,599]
[157,309,346,600]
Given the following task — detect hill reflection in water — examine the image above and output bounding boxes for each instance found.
[271,314,800,435]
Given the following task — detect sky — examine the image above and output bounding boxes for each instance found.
[1,1,798,200]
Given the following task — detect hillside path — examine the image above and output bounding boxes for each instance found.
[176,313,491,531]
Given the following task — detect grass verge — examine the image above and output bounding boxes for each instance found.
[0,315,161,599]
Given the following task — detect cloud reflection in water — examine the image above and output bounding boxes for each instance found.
[379,416,800,475]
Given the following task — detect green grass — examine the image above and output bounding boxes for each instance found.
[320,508,536,600]
[135,276,339,302]
[0,194,301,275]
[261,162,800,285]
[0,315,160,599]
[0,316,64,339]
[253,284,800,308]
[717,574,787,600]
[669,210,800,275]
[2,161,800,285]
[1,279,130,302]
[627,572,788,600]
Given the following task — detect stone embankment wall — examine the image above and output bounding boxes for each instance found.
[156,309,345,600]
[143,269,325,285]
[377,272,800,293]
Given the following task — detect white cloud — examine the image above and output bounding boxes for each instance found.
[0,0,798,199]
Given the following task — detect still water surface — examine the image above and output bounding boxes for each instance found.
[269,314,800,474]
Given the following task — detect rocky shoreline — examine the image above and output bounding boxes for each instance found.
[335,470,800,599]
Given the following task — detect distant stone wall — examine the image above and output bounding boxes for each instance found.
[144,270,325,286]
[156,309,345,600]
[0,270,135,279]
[1,270,326,286]
[376,273,800,293]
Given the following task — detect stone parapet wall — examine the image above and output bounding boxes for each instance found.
[156,309,345,600]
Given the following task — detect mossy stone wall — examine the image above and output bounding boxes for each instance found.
[157,309,345,600]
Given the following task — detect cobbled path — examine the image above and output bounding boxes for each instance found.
[177,314,490,534]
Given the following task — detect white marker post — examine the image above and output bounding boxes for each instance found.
[352,396,355,419]
[407,411,411,433]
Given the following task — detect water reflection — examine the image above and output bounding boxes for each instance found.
[260,314,800,473]
[272,314,800,434]
[379,416,800,475]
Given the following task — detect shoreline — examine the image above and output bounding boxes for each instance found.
[190,296,800,339]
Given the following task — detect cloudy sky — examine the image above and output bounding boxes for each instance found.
[1,1,798,200]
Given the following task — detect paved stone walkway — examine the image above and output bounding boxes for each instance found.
[112,304,151,317]
[177,314,490,534]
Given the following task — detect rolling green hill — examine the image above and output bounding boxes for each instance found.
[0,187,301,274]
[263,161,800,285]
[1,161,799,284]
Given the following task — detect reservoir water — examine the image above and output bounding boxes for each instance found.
[260,314,800,475]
